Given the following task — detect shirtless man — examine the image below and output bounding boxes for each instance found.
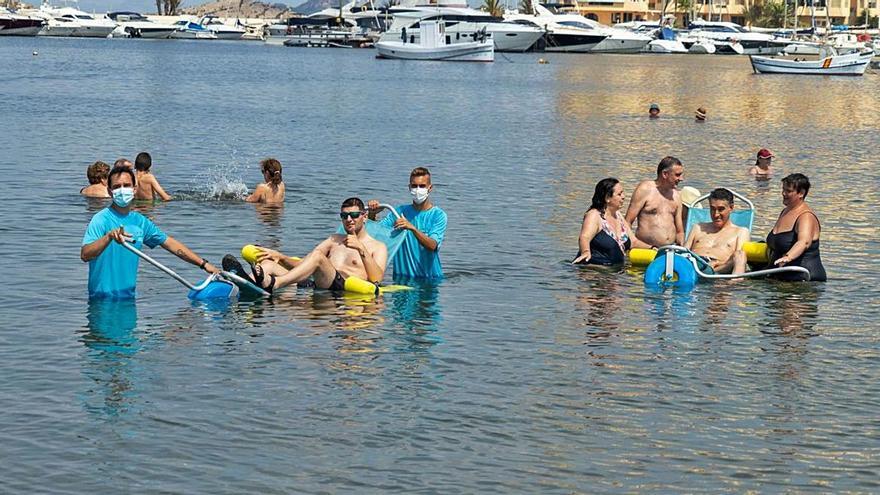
[134,152,172,201]
[226,197,387,293]
[684,188,748,274]
[625,156,685,248]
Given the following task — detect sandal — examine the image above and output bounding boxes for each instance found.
[251,263,275,294]
[222,255,255,283]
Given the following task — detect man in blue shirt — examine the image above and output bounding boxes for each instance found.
[368,167,447,279]
[81,166,218,299]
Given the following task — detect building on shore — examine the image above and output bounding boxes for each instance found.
[560,0,879,28]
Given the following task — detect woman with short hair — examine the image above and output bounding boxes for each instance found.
[766,173,826,281]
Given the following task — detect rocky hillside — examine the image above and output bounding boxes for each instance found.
[179,0,297,18]
[294,0,339,15]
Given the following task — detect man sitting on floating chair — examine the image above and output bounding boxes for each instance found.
[683,188,749,274]
[223,197,388,294]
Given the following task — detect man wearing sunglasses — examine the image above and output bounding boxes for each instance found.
[367,167,447,279]
[240,197,387,292]
[81,166,219,299]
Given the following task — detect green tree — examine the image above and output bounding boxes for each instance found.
[482,0,504,17]
[519,0,534,15]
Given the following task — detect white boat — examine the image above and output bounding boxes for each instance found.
[50,7,116,37]
[169,19,218,39]
[686,37,716,54]
[34,13,81,36]
[376,19,493,61]
[0,7,46,36]
[198,15,245,40]
[383,2,543,52]
[750,47,874,75]
[644,27,687,53]
[504,5,607,52]
[687,19,785,55]
[267,17,370,47]
[107,11,176,38]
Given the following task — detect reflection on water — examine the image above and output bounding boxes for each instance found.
[253,203,284,249]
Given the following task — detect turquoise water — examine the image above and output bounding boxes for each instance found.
[2,37,879,493]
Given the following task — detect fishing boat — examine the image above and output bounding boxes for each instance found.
[750,47,874,75]
[376,20,493,62]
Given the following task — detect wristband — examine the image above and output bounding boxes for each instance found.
[199,259,209,269]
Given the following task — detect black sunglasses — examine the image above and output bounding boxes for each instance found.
[340,211,365,220]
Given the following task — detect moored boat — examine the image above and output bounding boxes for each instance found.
[376,19,493,62]
[750,47,874,75]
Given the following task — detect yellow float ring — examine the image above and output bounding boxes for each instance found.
[629,248,657,267]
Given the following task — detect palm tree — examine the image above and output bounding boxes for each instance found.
[482,0,504,17]
[519,0,534,15]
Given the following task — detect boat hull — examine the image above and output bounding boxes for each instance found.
[376,40,493,61]
[590,36,649,54]
[750,51,873,75]
[644,39,688,53]
[70,25,116,38]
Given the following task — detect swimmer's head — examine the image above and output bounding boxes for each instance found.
[657,156,683,187]
[781,173,810,205]
[756,148,773,168]
[590,177,622,213]
[107,166,136,190]
[340,197,366,234]
[135,152,152,172]
[113,158,133,170]
[260,158,283,185]
[87,161,110,185]
[708,188,734,227]
[649,103,660,118]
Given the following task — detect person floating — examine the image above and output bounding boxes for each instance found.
[625,156,685,249]
[81,161,110,198]
[225,197,387,292]
[134,152,172,201]
[246,158,285,203]
[748,148,774,178]
[572,178,632,265]
[648,103,660,119]
[81,166,218,299]
[684,188,748,274]
[367,167,447,279]
[695,107,707,121]
[766,173,826,281]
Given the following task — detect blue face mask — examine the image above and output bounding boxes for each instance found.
[112,187,135,207]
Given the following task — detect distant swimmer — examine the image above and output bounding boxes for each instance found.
[684,188,748,274]
[766,173,826,281]
[748,148,774,178]
[572,178,632,266]
[625,156,685,249]
[81,166,218,299]
[224,198,387,293]
[113,158,134,171]
[367,167,447,279]
[649,103,660,119]
[134,152,172,201]
[81,161,110,199]
[695,107,707,121]
[246,158,285,203]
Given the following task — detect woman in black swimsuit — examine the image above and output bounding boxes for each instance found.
[766,173,826,281]
[573,178,632,266]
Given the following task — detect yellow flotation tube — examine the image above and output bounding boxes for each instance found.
[242,244,301,264]
[629,248,657,267]
[743,241,769,264]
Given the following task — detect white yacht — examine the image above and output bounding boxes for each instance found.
[507,5,647,53]
[376,19,493,61]
[504,4,607,52]
[169,19,218,39]
[199,15,245,40]
[687,19,785,55]
[382,2,543,52]
[0,7,46,36]
[50,7,116,37]
[107,11,176,39]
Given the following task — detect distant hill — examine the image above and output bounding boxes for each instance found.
[294,0,343,15]
[179,0,297,18]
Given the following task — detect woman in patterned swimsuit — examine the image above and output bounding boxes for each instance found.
[573,178,632,266]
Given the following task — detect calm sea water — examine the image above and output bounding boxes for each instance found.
[1,37,879,493]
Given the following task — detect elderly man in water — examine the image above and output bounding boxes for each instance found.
[684,188,749,274]
[625,156,685,249]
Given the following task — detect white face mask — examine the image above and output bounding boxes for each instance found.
[112,187,135,207]
[410,187,430,205]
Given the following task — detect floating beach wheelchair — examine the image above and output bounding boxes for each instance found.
[633,188,810,288]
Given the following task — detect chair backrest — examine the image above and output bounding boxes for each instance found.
[684,188,755,239]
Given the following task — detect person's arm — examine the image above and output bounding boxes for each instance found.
[624,183,647,227]
[255,247,301,270]
[245,184,266,203]
[674,199,685,246]
[394,216,439,251]
[81,227,130,262]
[367,199,382,220]
[160,236,219,273]
[344,235,385,283]
[735,228,749,252]
[774,213,818,266]
[572,211,600,264]
[684,224,699,250]
[151,177,173,201]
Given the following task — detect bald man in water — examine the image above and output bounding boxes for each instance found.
[625,156,685,248]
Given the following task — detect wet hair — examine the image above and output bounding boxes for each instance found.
[341,197,365,211]
[708,188,734,206]
[410,166,431,183]
[113,158,133,169]
[589,178,620,213]
[135,152,152,172]
[87,161,110,185]
[656,156,682,176]
[260,158,283,185]
[107,166,136,188]
[781,173,810,198]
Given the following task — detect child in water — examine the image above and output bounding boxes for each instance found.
[81,161,110,198]
[246,158,285,203]
[134,152,173,201]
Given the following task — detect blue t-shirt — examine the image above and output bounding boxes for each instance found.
[82,208,167,299]
[380,204,447,279]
